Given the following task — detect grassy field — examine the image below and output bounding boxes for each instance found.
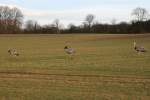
[0,34,150,100]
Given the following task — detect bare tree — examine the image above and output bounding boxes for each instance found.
[25,20,39,32]
[53,19,61,33]
[111,18,117,25]
[25,20,34,31]
[0,6,23,33]
[85,14,95,29]
[0,6,12,30]
[11,7,23,27]
[132,7,149,22]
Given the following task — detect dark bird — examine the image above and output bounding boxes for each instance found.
[133,41,147,52]
[64,46,75,54]
[8,48,19,56]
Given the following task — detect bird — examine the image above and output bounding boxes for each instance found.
[133,41,147,52]
[8,48,20,56]
[64,46,75,54]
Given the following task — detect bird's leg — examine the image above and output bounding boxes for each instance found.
[70,53,75,60]
[70,54,73,60]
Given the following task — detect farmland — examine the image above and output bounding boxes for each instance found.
[0,34,150,100]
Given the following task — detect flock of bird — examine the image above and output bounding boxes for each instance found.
[8,41,147,57]
[7,45,75,57]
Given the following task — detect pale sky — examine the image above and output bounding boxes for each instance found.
[0,0,150,27]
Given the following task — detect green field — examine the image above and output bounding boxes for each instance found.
[0,34,150,100]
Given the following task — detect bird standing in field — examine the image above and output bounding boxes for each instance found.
[133,41,147,52]
[8,48,20,56]
[64,46,75,59]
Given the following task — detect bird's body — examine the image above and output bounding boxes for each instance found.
[134,42,147,52]
[8,48,19,56]
[64,46,75,54]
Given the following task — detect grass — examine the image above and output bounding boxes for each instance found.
[0,34,149,100]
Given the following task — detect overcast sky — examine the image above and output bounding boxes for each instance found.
[0,0,150,27]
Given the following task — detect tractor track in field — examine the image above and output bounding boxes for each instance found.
[0,71,149,84]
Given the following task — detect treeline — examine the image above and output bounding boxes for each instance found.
[64,20,150,34]
[0,6,150,34]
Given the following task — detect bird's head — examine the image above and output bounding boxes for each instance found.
[64,46,68,49]
[8,49,11,53]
